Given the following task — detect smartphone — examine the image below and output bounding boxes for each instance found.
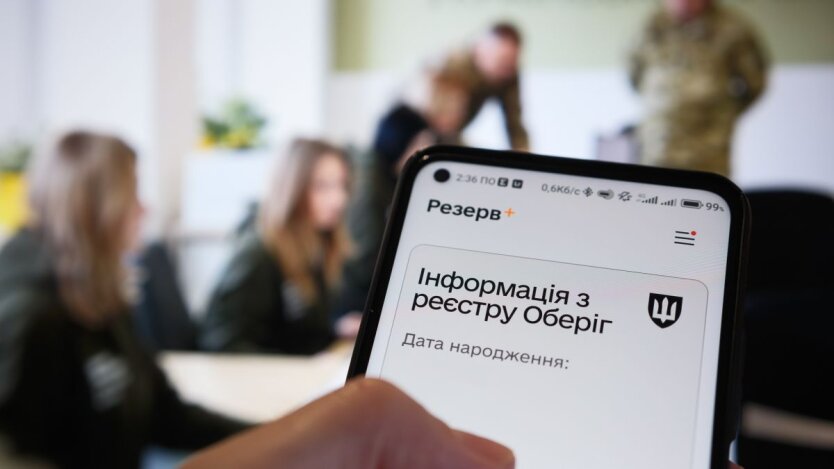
[348,146,748,469]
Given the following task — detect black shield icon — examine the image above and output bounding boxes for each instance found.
[648,293,683,328]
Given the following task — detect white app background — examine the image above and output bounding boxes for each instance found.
[365,161,733,469]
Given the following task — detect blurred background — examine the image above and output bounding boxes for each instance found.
[1,0,831,307]
[0,0,832,468]
[1,0,831,236]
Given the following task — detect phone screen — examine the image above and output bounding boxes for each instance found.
[358,156,738,468]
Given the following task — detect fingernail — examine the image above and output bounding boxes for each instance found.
[458,432,515,469]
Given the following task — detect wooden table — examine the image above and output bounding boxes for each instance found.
[160,340,355,423]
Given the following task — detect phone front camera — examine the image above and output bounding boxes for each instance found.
[433,169,450,183]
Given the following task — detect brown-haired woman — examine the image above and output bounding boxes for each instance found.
[199,138,355,354]
[0,131,248,468]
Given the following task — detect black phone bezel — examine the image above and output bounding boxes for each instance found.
[346,145,750,468]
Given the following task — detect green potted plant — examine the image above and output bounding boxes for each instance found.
[200,98,267,151]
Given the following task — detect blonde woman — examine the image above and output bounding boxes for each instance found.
[0,131,248,468]
[200,138,355,354]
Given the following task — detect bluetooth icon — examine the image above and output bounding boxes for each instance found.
[583,187,593,197]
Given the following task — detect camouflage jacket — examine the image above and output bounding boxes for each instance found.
[629,5,768,175]
[432,48,529,150]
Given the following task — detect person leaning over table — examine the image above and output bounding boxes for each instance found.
[0,131,249,469]
[199,138,359,355]
[404,21,529,151]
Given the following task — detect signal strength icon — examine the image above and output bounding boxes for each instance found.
[641,196,658,204]
[661,199,677,207]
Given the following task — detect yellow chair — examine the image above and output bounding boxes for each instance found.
[0,173,27,234]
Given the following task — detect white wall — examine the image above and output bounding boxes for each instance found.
[0,0,37,141]
[155,0,198,231]
[37,0,155,181]
[196,0,331,146]
[33,0,203,235]
[734,65,834,191]
[327,65,834,193]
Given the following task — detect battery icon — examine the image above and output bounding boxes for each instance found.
[681,199,703,209]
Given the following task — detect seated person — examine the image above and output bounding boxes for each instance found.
[200,138,354,354]
[0,131,248,468]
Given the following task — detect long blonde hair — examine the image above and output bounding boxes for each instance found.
[257,138,352,303]
[27,131,138,326]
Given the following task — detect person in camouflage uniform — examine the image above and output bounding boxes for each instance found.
[629,0,768,177]
[408,22,529,151]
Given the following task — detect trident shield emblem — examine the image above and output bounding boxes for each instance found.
[648,293,683,328]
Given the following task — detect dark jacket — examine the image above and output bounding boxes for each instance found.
[372,103,431,182]
[332,145,397,317]
[199,231,336,355]
[0,229,248,469]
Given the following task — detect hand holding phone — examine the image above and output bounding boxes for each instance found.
[349,147,748,469]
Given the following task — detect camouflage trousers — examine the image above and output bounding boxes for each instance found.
[638,114,736,177]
